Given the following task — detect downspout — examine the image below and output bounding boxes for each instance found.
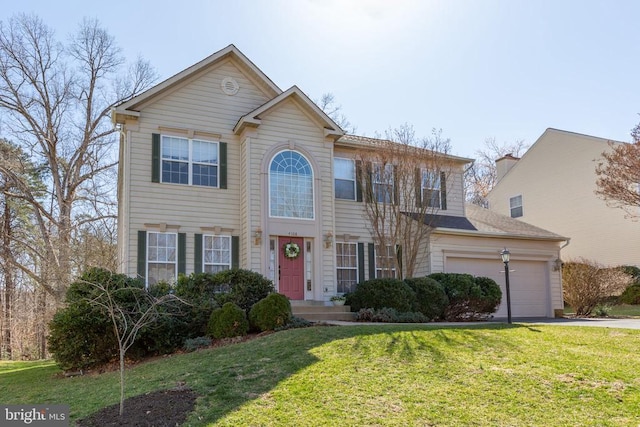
[556,238,571,318]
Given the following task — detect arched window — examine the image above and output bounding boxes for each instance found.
[269,150,314,219]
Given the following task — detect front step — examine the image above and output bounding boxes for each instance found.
[291,303,356,322]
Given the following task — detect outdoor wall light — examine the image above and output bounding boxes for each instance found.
[500,248,512,324]
[324,232,333,249]
[254,229,262,246]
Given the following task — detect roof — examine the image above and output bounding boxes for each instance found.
[338,134,474,164]
[428,204,567,241]
[112,44,282,124]
[233,85,344,139]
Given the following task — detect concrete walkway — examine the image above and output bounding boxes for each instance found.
[323,317,640,330]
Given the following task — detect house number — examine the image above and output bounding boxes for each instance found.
[288,232,298,236]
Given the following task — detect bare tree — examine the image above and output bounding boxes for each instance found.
[85,275,183,416]
[595,121,640,219]
[317,92,357,134]
[465,137,528,207]
[357,124,453,279]
[0,14,156,306]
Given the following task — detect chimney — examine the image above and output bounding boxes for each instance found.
[495,153,520,182]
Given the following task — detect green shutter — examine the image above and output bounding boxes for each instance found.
[415,168,422,208]
[368,243,375,280]
[357,242,365,284]
[393,165,399,205]
[396,244,403,280]
[152,133,160,183]
[355,160,363,202]
[220,142,227,189]
[365,162,373,203]
[178,233,186,275]
[137,230,147,281]
[440,171,447,210]
[231,235,239,269]
[194,234,203,274]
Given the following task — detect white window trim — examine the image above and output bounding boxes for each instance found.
[510,194,523,218]
[373,163,394,204]
[374,244,397,279]
[336,242,358,293]
[268,150,315,220]
[147,231,178,285]
[421,169,442,208]
[161,135,219,187]
[203,234,232,273]
[334,157,357,201]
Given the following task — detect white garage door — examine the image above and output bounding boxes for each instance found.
[445,257,549,318]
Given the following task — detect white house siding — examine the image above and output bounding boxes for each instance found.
[122,58,274,277]
[430,232,564,317]
[487,129,640,267]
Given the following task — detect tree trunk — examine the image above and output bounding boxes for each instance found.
[119,348,126,416]
[2,188,13,359]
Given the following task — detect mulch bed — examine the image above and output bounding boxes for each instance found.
[77,387,197,427]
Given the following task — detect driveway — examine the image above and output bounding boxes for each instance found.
[325,318,640,330]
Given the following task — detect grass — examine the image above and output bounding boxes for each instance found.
[564,303,640,317]
[2,323,640,426]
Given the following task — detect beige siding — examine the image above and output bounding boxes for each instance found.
[430,232,564,316]
[123,58,273,277]
[487,129,639,267]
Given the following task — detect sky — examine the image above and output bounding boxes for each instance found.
[3,0,639,158]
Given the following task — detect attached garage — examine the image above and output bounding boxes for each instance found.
[427,204,568,319]
[445,257,550,318]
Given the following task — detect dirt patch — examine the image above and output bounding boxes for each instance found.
[77,388,197,427]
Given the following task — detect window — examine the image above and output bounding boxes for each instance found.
[203,235,231,273]
[510,195,523,218]
[375,245,397,278]
[336,242,358,293]
[334,158,356,200]
[161,135,218,187]
[147,232,177,285]
[422,170,441,208]
[373,163,394,203]
[269,150,314,219]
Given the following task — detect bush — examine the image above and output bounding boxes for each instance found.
[208,302,249,339]
[183,336,212,352]
[249,293,292,332]
[275,316,313,331]
[174,273,221,337]
[427,273,501,321]
[345,278,415,312]
[48,268,146,370]
[404,277,449,320]
[48,268,193,371]
[563,259,633,316]
[355,307,429,323]
[619,283,640,305]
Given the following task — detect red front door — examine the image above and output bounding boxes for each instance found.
[278,236,305,300]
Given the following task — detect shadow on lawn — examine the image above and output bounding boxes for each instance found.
[176,322,526,424]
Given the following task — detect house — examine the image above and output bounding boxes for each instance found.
[112,44,567,318]
[487,128,639,267]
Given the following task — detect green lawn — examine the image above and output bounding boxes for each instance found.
[2,324,640,426]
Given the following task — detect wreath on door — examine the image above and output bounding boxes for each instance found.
[283,241,301,259]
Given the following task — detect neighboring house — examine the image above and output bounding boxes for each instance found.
[113,44,566,318]
[487,128,639,267]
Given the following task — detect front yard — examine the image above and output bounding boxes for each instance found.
[2,324,639,426]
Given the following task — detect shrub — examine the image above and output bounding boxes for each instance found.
[48,268,193,371]
[183,336,212,352]
[346,278,415,312]
[174,273,221,337]
[404,277,449,320]
[427,273,501,321]
[355,307,429,323]
[208,302,249,339]
[212,269,274,313]
[275,316,313,331]
[619,283,640,305]
[249,293,292,331]
[563,259,633,316]
[48,268,147,370]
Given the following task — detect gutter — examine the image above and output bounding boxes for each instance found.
[432,227,569,242]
